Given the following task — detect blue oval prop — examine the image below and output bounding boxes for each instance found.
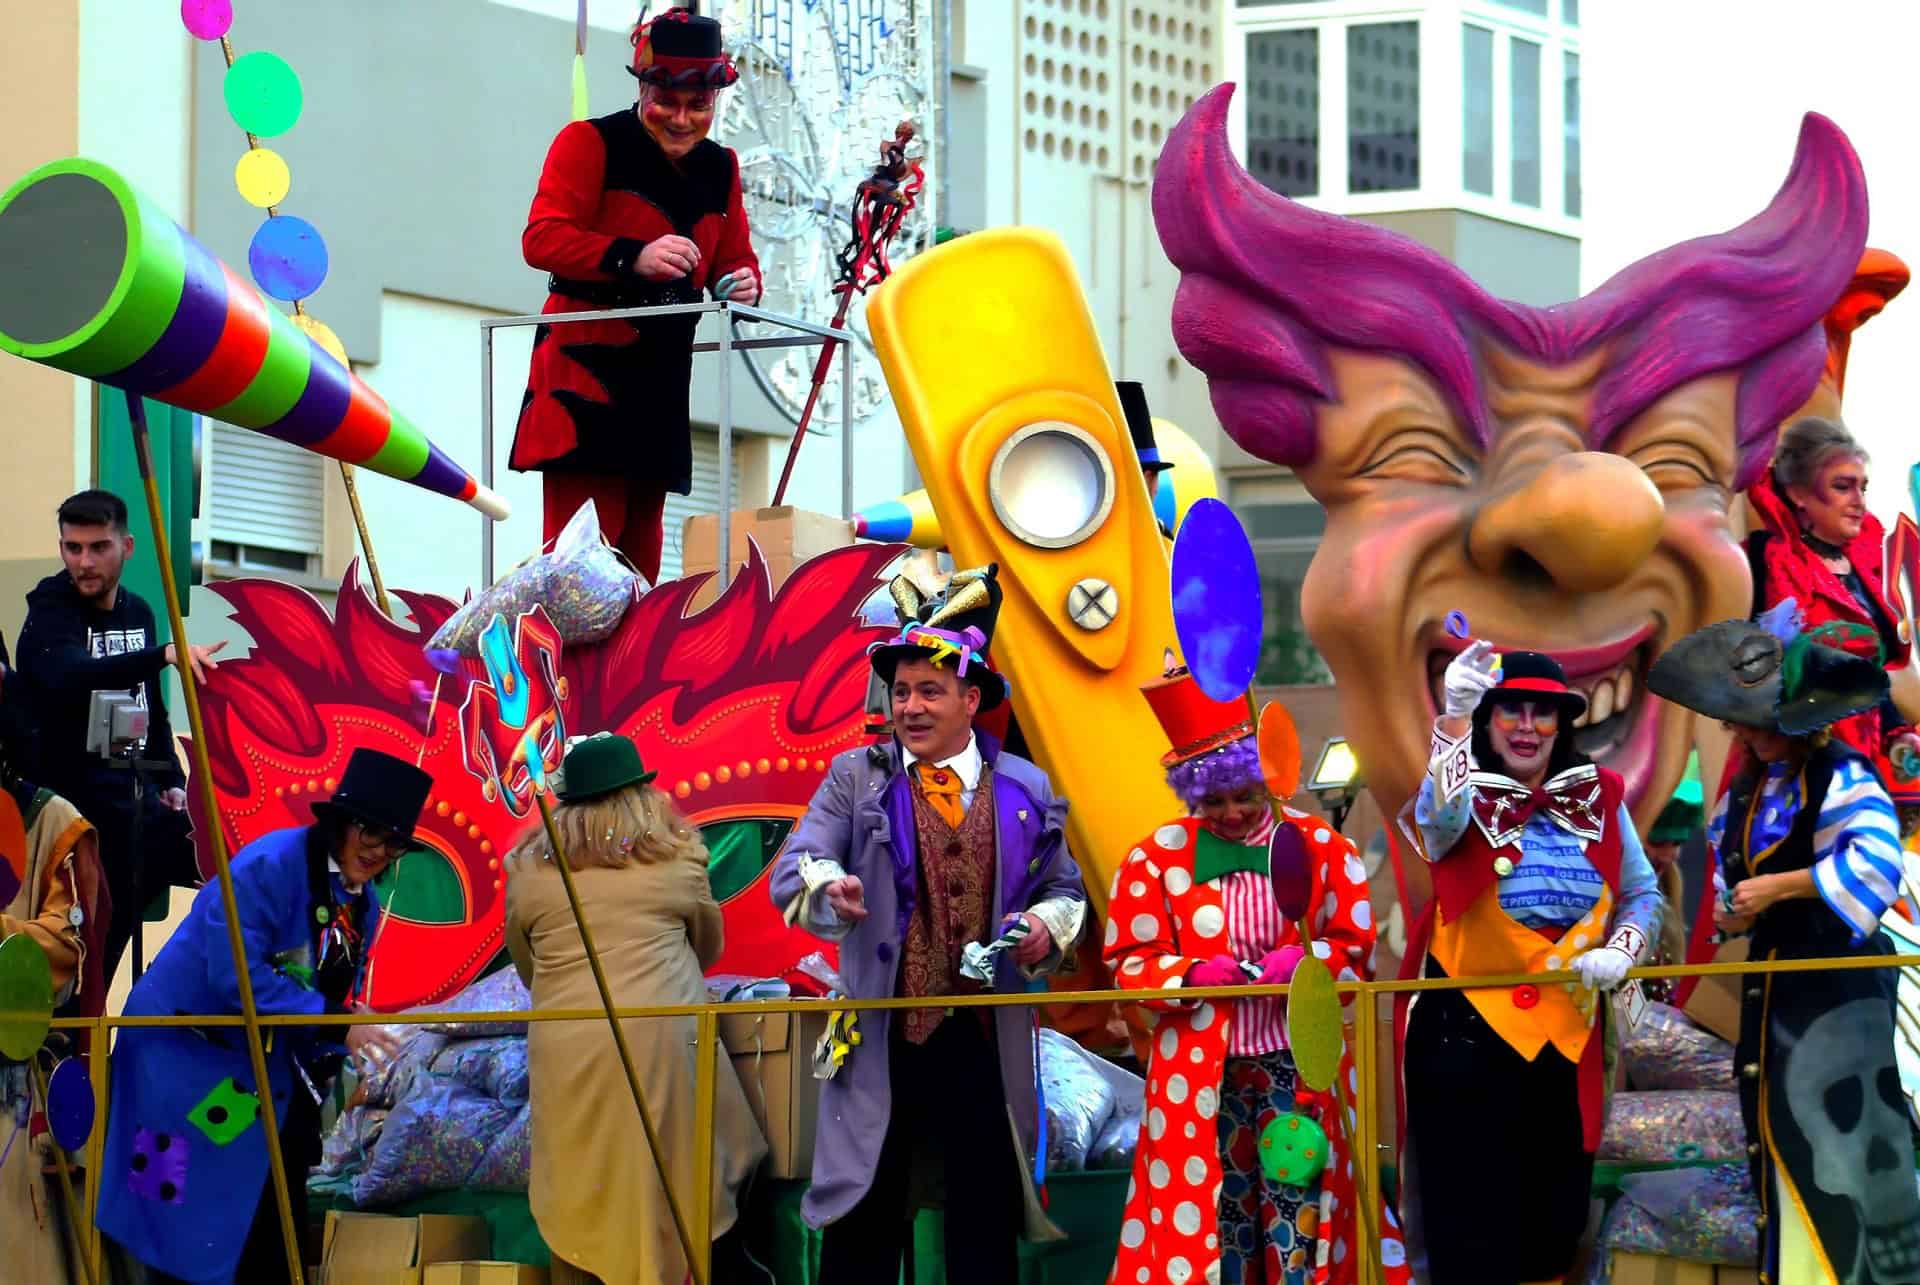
[1268,822,1313,923]
[46,1058,95,1152]
[1169,497,1263,702]
[248,214,329,301]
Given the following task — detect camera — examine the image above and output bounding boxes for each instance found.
[86,689,149,760]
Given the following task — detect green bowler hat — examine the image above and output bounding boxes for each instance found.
[556,732,658,802]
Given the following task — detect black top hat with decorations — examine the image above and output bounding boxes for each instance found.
[1472,650,1589,725]
[1647,599,1887,736]
[1116,381,1173,478]
[867,565,1009,711]
[629,5,739,88]
[310,749,434,842]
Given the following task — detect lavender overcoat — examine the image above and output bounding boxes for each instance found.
[768,731,1085,1228]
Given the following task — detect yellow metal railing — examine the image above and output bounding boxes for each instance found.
[20,949,1919,1285]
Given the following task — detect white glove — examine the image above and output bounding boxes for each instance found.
[1442,639,1502,719]
[1572,924,1644,993]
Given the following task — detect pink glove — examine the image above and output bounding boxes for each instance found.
[1257,945,1308,987]
[1187,955,1249,988]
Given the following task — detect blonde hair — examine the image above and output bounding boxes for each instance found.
[508,783,706,873]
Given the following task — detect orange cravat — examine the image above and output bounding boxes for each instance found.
[911,761,966,830]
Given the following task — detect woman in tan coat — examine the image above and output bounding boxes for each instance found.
[506,734,768,1285]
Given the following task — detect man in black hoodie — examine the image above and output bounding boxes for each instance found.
[15,490,225,985]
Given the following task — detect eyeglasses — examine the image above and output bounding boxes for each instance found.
[352,822,407,855]
[1489,701,1560,736]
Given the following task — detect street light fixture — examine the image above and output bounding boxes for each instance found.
[1308,736,1363,832]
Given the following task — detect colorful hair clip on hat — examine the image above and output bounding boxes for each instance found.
[867,564,1009,710]
[629,5,739,88]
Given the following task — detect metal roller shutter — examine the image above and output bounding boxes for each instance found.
[208,424,326,556]
[660,430,736,582]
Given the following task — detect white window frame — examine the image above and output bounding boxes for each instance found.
[1225,0,1580,237]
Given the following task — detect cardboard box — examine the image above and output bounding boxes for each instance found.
[1682,937,1750,1044]
[422,1264,549,1285]
[1609,1254,1758,1285]
[718,1005,831,1180]
[320,1211,489,1285]
[682,507,857,607]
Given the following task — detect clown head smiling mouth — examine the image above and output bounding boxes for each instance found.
[1155,88,1868,885]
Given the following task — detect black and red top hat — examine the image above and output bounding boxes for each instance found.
[1477,650,1588,723]
[630,6,739,89]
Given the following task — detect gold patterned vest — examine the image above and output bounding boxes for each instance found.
[898,764,997,1043]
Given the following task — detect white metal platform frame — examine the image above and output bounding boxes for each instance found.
[477,300,854,589]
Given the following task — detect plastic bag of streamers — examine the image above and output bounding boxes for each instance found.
[466,1103,532,1191]
[1040,1028,1118,1173]
[1597,1090,1746,1167]
[352,1078,520,1206]
[357,1029,448,1108]
[419,969,532,1037]
[1088,1109,1142,1170]
[428,1035,530,1104]
[1623,1002,1735,1091]
[1600,1163,1760,1265]
[426,501,639,660]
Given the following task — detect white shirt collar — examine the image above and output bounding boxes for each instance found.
[328,857,363,896]
[903,732,982,791]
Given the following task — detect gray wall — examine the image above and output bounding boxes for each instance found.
[1364,208,1581,307]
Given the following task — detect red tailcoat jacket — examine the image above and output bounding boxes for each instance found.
[511,106,761,493]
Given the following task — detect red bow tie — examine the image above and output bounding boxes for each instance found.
[1469,765,1605,849]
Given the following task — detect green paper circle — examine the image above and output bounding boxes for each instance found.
[1283,953,1343,1093]
[224,51,304,138]
[0,932,55,1061]
[1258,1110,1329,1187]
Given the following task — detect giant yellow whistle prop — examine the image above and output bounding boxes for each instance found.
[867,228,1182,916]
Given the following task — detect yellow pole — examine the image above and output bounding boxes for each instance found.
[336,462,393,616]
[1351,989,1378,1285]
[86,1015,106,1285]
[692,1008,719,1285]
[534,792,703,1283]
[126,393,306,1284]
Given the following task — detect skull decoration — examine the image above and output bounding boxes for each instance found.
[1779,999,1920,1282]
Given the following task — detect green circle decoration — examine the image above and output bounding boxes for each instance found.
[223,51,305,138]
[0,932,55,1061]
[1283,953,1344,1093]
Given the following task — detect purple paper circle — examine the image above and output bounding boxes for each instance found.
[248,215,329,301]
[1267,824,1313,923]
[1170,497,1264,702]
[181,0,233,40]
[46,1058,95,1152]
[1444,610,1470,639]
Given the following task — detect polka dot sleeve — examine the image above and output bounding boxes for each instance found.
[1104,843,1208,1012]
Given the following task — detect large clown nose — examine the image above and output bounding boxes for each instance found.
[0,158,507,521]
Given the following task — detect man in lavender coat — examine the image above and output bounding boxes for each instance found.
[770,565,1086,1283]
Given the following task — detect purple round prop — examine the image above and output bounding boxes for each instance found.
[1445,610,1470,639]
[180,0,233,40]
[1170,497,1263,702]
[248,214,329,302]
[46,1057,95,1152]
[1267,823,1313,923]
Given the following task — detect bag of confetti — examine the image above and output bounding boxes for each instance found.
[419,968,532,1037]
[1040,1028,1117,1173]
[1597,1090,1746,1167]
[1088,1107,1142,1170]
[314,1103,388,1183]
[426,501,640,663]
[356,1029,448,1108]
[428,1034,530,1104]
[352,1078,520,1206]
[1600,1163,1759,1265]
[467,1103,532,1191]
[1622,1002,1735,1091]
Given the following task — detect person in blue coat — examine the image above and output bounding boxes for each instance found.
[97,749,431,1283]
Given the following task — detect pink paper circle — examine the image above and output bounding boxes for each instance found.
[181,0,233,40]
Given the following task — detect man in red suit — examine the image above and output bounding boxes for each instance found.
[512,7,762,582]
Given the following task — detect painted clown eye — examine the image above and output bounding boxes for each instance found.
[1731,634,1782,687]
[989,421,1116,549]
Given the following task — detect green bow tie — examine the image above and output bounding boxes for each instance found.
[1192,826,1271,885]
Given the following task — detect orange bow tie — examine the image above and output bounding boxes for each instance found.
[912,761,966,829]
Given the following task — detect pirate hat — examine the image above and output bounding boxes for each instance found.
[1116,381,1174,478]
[630,6,739,88]
[1646,599,1888,736]
[867,564,1009,711]
[310,749,434,842]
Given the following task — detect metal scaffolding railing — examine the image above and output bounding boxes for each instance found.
[477,301,855,588]
[25,949,1920,1285]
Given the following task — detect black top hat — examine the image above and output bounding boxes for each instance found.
[1473,649,1589,723]
[867,564,1009,711]
[1646,610,1887,736]
[629,8,739,87]
[1116,381,1173,476]
[311,749,435,842]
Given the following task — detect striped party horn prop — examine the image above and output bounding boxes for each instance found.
[0,158,507,519]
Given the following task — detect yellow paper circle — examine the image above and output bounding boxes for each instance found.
[1282,953,1344,1092]
[292,312,350,368]
[234,146,291,209]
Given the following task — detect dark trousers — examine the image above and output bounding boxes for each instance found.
[1405,984,1592,1284]
[819,1015,1022,1285]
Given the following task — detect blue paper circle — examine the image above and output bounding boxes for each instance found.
[1170,497,1263,702]
[1444,610,1470,639]
[248,215,329,301]
[46,1057,95,1152]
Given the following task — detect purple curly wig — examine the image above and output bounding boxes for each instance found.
[1165,737,1264,810]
